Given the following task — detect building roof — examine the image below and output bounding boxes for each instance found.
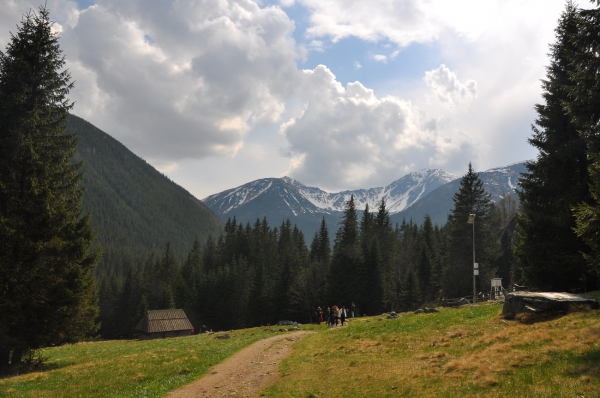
[135,309,193,333]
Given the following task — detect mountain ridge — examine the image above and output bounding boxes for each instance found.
[203,169,457,216]
[203,162,527,236]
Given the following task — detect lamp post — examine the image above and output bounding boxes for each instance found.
[467,213,476,304]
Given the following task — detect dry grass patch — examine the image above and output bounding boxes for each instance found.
[263,300,600,397]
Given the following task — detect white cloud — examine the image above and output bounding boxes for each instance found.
[423,64,477,107]
[2,0,591,198]
[279,65,469,190]
[307,39,325,52]
[295,0,571,47]
[1,0,302,164]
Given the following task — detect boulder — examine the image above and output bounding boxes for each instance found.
[214,333,231,340]
[387,311,399,319]
[441,298,470,307]
[502,292,599,318]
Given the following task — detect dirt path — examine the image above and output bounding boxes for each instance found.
[165,331,311,398]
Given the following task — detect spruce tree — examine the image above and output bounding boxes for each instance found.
[443,163,497,298]
[515,2,591,291]
[567,1,600,281]
[328,195,360,306]
[0,7,100,370]
[310,217,331,264]
[399,266,421,312]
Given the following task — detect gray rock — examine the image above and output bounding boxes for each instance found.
[214,333,231,339]
[441,297,470,307]
[502,291,599,318]
[387,311,399,319]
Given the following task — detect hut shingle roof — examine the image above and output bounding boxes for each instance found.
[135,309,193,333]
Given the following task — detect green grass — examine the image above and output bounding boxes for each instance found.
[2,297,600,398]
[0,327,315,398]
[263,299,600,398]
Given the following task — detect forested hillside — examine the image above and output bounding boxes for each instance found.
[98,165,524,338]
[70,114,223,276]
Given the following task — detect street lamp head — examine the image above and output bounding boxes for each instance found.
[467,213,476,224]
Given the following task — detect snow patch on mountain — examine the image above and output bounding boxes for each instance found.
[203,169,458,216]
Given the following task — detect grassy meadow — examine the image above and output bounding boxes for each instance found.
[1,294,599,398]
[0,327,286,397]
[264,295,600,398]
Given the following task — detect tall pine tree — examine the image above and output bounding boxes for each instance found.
[328,195,360,306]
[0,7,100,370]
[443,163,497,298]
[515,1,591,291]
[568,1,600,282]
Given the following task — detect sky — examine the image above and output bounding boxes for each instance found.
[1,0,592,199]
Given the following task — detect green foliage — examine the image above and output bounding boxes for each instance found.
[515,1,592,291]
[567,2,600,278]
[0,6,100,371]
[399,266,421,311]
[70,114,223,277]
[443,163,498,298]
[327,195,361,306]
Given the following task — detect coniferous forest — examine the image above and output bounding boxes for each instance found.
[97,167,519,338]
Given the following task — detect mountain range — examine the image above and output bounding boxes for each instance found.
[70,112,527,267]
[203,163,527,238]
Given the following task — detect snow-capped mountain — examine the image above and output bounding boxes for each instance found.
[391,162,527,226]
[203,169,457,218]
[203,162,528,237]
[281,169,457,214]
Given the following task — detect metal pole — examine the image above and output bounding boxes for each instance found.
[473,217,476,304]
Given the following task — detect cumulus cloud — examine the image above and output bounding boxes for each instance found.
[2,0,583,198]
[294,0,569,47]
[3,0,302,163]
[279,65,468,190]
[424,64,477,107]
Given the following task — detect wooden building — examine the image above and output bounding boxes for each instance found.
[135,309,194,340]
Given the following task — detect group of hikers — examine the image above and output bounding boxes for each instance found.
[315,302,356,327]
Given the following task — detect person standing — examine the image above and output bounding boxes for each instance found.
[325,307,331,325]
[340,306,347,326]
[351,302,356,319]
[333,306,340,327]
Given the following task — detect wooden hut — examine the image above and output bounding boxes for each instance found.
[135,309,194,340]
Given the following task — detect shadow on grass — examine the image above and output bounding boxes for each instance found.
[512,306,598,325]
[564,348,600,380]
[0,361,74,379]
